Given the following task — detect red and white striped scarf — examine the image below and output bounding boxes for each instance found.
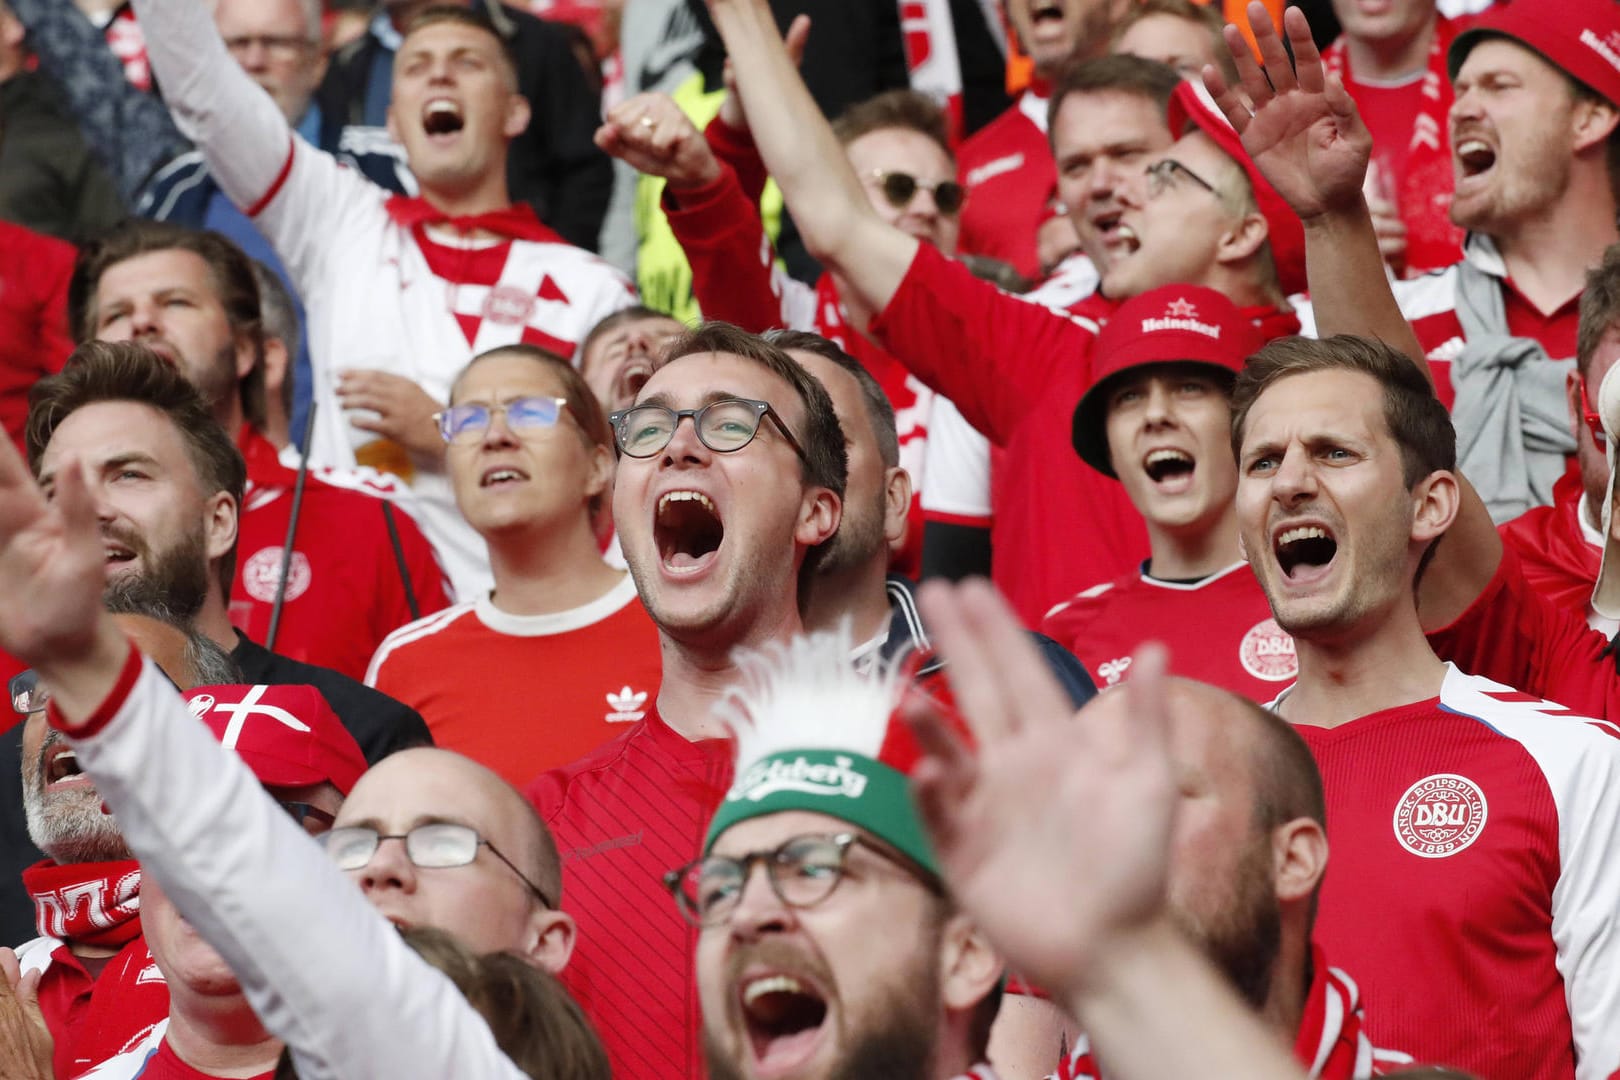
[1057,947,1410,1080]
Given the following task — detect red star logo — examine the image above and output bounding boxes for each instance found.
[1165,298,1199,318]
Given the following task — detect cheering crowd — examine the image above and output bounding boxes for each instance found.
[2,0,1619,1077]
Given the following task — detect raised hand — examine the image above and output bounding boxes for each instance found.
[335,369,445,462]
[905,578,1175,999]
[595,93,723,191]
[0,429,108,671]
[718,14,810,132]
[0,948,52,1080]
[1203,1,1371,220]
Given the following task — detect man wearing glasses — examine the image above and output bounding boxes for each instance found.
[365,344,663,786]
[598,85,967,579]
[529,322,845,1080]
[673,625,1004,1080]
[704,0,1306,627]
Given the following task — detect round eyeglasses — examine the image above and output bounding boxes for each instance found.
[867,170,966,216]
[609,397,809,463]
[663,832,938,928]
[321,822,555,909]
[433,397,570,444]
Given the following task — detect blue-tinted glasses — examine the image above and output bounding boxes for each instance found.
[434,396,569,444]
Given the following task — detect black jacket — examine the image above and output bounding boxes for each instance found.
[315,2,613,251]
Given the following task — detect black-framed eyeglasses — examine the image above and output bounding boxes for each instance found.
[867,170,966,216]
[609,398,809,463]
[280,801,338,837]
[1144,158,1218,199]
[433,396,571,444]
[321,822,555,909]
[663,832,940,928]
[9,670,45,716]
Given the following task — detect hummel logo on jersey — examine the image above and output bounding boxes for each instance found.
[1098,657,1132,685]
[605,686,648,723]
[731,755,869,804]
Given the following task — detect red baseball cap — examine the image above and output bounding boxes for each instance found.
[1449,0,1620,109]
[183,684,367,796]
[1165,80,1308,297]
[1071,284,1267,477]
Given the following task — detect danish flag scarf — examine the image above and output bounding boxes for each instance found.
[23,858,143,948]
[1323,18,1464,276]
[1059,947,1408,1080]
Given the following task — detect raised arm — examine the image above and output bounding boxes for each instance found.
[703,0,917,313]
[1208,2,1501,627]
[906,581,1305,1080]
[0,438,523,1080]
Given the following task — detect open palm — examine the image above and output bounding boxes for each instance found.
[1205,2,1372,220]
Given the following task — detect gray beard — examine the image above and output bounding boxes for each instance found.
[21,731,129,864]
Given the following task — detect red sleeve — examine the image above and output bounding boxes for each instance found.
[35,241,76,374]
[704,115,769,206]
[664,166,791,333]
[1426,544,1620,719]
[867,243,1097,446]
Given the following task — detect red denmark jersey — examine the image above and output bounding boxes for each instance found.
[227,428,451,681]
[527,707,734,1080]
[0,222,75,455]
[1041,562,1297,702]
[871,243,1299,625]
[366,576,663,788]
[1325,17,1465,277]
[665,162,932,576]
[1426,543,1620,721]
[1291,667,1620,1080]
[1498,471,1601,628]
[955,90,1054,281]
[1295,235,1582,410]
[1060,946,1409,1079]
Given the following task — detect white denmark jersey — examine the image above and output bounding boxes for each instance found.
[130,0,636,596]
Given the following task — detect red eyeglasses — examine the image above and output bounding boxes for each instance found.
[1579,374,1608,448]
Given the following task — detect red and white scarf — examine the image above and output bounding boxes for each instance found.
[23,858,142,949]
[1058,947,1410,1080]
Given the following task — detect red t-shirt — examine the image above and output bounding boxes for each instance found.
[871,243,1298,625]
[1498,471,1601,629]
[83,1032,277,1080]
[366,576,663,787]
[0,222,75,454]
[527,706,734,1080]
[1425,543,1620,721]
[20,936,169,1078]
[1327,18,1465,277]
[1041,562,1297,701]
[1295,667,1620,1080]
[955,91,1054,281]
[228,428,451,681]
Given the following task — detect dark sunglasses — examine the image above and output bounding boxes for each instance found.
[868,170,965,216]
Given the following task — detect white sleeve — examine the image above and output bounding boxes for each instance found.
[129,0,378,294]
[921,395,992,523]
[1498,711,1620,1080]
[66,658,528,1080]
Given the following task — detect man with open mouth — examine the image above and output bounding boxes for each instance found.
[528,323,846,1080]
[683,627,1004,1080]
[1211,10,1620,1079]
[1045,283,1292,701]
[124,0,637,600]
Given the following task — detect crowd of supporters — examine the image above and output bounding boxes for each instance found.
[0,0,1617,1078]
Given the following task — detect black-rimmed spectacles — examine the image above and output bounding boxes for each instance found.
[609,398,809,463]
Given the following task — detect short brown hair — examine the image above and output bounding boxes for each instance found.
[69,221,268,432]
[1048,53,1181,141]
[579,305,684,376]
[831,89,953,160]
[765,329,899,469]
[1230,335,1455,488]
[27,341,248,590]
[400,5,520,89]
[1111,0,1239,84]
[657,322,848,581]
[1579,242,1620,378]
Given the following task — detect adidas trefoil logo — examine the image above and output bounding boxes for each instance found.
[605,686,649,723]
